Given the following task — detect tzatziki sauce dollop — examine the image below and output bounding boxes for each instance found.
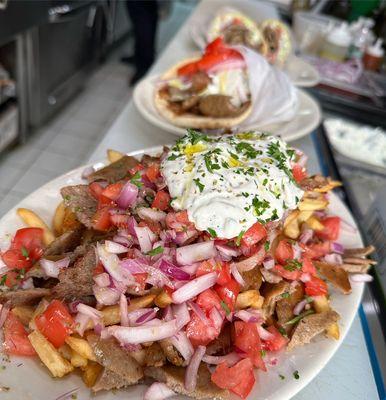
[161,131,304,239]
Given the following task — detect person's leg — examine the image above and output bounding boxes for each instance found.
[126,0,159,84]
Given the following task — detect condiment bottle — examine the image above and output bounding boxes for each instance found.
[320,22,352,62]
[363,38,384,71]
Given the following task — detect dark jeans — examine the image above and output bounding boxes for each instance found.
[126,0,159,75]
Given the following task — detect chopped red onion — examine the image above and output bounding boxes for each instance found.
[127,308,156,326]
[97,243,132,285]
[172,272,218,304]
[257,325,274,340]
[169,331,194,363]
[160,229,177,244]
[143,265,173,288]
[185,345,206,392]
[180,263,200,276]
[174,229,199,246]
[173,302,190,329]
[331,242,344,254]
[120,258,145,274]
[163,305,173,321]
[20,277,34,289]
[74,312,90,336]
[203,352,241,366]
[230,263,245,286]
[40,257,70,278]
[0,301,11,329]
[263,256,275,270]
[350,273,373,283]
[68,300,81,314]
[134,226,156,253]
[234,309,262,323]
[232,246,265,272]
[159,259,190,281]
[324,253,343,265]
[116,181,138,209]
[144,382,176,400]
[300,273,311,283]
[55,387,79,400]
[188,301,209,324]
[216,243,240,258]
[112,234,133,248]
[136,308,158,324]
[209,307,223,331]
[93,272,110,287]
[293,299,309,316]
[81,165,95,179]
[299,229,313,244]
[77,303,103,323]
[104,240,128,254]
[108,319,178,344]
[120,294,129,327]
[176,241,217,266]
[93,285,120,305]
[292,243,303,260]
[138,207,166,222]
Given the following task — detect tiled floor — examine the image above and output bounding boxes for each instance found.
[0,0,194,217]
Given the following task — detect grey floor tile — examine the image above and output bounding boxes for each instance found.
[12,169,58,195]
[47,132,93,160]
[0,190,25,218]
[60,118,104,140]
[30,150,81,175]
[0,164,26,191]
[27,127,59,150]
[1,144,42,168]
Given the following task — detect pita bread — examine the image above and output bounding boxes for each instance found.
[260,19,292,65]
[154,57,252,130]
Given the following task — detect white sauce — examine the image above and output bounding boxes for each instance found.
[161,132,304,239]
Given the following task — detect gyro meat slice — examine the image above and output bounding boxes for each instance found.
[343,245,375,257]
[315,261,352,294]
[87,155,139,183]
[276,282,304,331]
[0,288,51,306]
[287,310,340,351]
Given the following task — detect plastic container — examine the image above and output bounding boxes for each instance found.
[348,18,374,59]
[320,22,352,62]
[363,38,384,71]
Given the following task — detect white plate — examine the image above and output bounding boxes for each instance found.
[133,76,321,141]
[0,145,364,400]
[284,55,320,88]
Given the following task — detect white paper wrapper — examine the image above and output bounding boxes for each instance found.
[237,46,299,127]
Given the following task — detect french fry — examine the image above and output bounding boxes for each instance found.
[306,216,324,231]
[58,343,72,361]
[82,362,103,388]
[312,296,340,340]
[154,290,172,308]
[70,349,88,368]
[107,149,124,163]
[236,290,264,309]
[65,336,96,361]
[12,305,34,325]
[297,210,313,223]
[283,210,299,228]
[17,208,55,245]
[28,330,73,378]
[284,218,300,239]
[85,293,157,330]
[53,201,66,236]
[298,198,328,211]
[62,207,82,232]
[314,179,342,193]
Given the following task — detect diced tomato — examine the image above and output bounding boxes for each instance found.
[89,182,104,199]
[234,321,266,371]
[305,275,328,297]
[1,271,19,288]
[93,262,105,276]
[275,239,294,265]
[292,164,307,183]
[165,210,192,231]
[133,272,148,291]
[211,359,255,399]
[93,207,112,231]
[177,61,199,77]
[129,163,144,176]
[12,227,44,252]
[3,312,36,356]
[274,264,302,281]
[262,326,288,352]
[215,279,240,312]
[301,257,316,275]
[146,164,160,183]
[196,289,222,314]
[216,262,232,286]
[110,213,131,229]
[204,37,226,54]
[138,220,161,235]
[196,260,231,286]
[151,190,170,211]
[2,249,31,270]
[241,222,267,248]
[101,182,124,201]
[35,300,73,348]
[301,241,331,259]
[316,217,341,241]
[186,313,219,346]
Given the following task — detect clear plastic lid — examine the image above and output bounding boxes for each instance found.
[327,22,352,47]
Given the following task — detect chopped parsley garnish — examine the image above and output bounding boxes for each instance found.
[285,310,315,325]
[279,374,286,380]
[21,246,29,258]
[281,292,290,299]
[283,259,302,271]
[207,228,217,238]
[236,142,259,159]
[235,230,245,246]
[267,141,294,182]
[147,246,164,256]
[252,197,270,217]
[204,151,221,173]
[264,241,270,251]
[130,171,143,188]
[220,301,231,315]
[167,153,181,161]
[260,349,266,357]
[278,326,288,337]
[0,275,6,286]
[293,370,300,380]
[186,128,210,145]
[193,178,205,193]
